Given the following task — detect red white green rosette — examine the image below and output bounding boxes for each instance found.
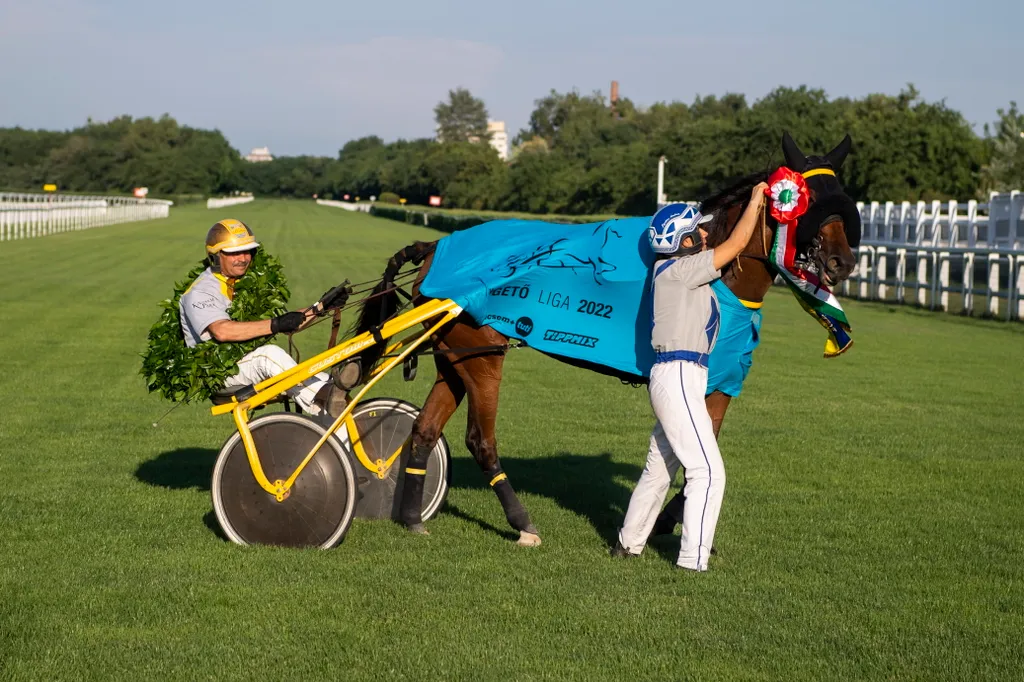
[765,167,810,224]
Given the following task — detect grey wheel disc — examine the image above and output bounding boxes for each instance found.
[348,398,451,521]
[212,413,356,548]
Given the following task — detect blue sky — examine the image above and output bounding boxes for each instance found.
[0,0,1019,157]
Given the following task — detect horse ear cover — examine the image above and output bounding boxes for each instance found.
[825,135,852,169]
[782,131,808,171]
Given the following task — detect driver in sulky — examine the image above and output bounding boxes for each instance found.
[180,219,352,417]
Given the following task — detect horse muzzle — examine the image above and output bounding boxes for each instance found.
[819,252,855,288]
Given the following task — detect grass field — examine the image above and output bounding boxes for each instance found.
[1,200,1023,681]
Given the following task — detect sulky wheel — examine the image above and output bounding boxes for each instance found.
[211,413,356,549]
[348,397,451,522]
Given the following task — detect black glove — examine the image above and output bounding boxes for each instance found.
[314,280,351,315]
[271,311,305,334]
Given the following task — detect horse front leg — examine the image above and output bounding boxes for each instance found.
[400,360,465,534]
[650,391,732,537]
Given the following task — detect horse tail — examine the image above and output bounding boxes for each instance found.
[351,241,436,371]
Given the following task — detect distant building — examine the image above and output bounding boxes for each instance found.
[436,120,510,161]
[245,146,273,163]
[488,121,509,161]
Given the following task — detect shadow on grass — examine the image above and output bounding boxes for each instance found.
[136,449,231,543]
[442,502,519,542]
[135,447,218,491]
[203,510,230,542]
[449,452,642,546]
[137,446,662,551]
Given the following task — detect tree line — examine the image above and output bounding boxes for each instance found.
[2,86,1022,214]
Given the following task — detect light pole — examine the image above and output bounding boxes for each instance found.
[657,156,667,208]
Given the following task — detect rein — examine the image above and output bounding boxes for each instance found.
[733,204,772,272]
[284,264,517,368]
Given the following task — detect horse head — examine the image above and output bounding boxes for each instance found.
[780,131,861,287]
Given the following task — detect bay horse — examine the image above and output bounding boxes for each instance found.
[352,133,862,547]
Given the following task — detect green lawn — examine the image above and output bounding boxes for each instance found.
[1,200,1022,681]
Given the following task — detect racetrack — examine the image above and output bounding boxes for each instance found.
[1,200,1022,680]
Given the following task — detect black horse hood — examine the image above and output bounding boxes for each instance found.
[781,132,862,250]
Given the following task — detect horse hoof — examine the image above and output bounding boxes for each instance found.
[517,531,542,547]
[406,523,429,535]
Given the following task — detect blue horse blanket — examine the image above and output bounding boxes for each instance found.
[420,218,657,380]
[707,280,762,397]
[419,218,764,393]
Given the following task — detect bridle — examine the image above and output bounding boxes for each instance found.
[732,204,772,272]
[732,166,839,273]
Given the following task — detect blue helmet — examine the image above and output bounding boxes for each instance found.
[649,203,703,255]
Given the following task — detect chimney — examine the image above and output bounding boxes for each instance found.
[610,80,620,119]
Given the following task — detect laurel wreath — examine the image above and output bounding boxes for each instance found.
[140,247,290,403]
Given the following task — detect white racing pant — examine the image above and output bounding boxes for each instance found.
[618,360,726,571]
[223,344,331,417]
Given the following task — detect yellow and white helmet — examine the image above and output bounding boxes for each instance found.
[205,219,259,256]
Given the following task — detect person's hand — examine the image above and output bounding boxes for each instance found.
[270,311,305,334]
[314,281,351,314]
[752,182,770,208]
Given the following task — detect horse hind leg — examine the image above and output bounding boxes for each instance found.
[400,357,465,534]
[465,404,541,547]
[456,348,540,547]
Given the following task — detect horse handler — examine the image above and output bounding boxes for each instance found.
[180,219,350,417]
[612,184,768,571]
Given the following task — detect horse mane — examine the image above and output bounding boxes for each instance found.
[699,170,770,248]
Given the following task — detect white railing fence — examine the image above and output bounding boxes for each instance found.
[207,196,254,209]
[0,192,173,241]
[841,243,1024,320]
[315,199,369,212]
[856,191,1023,250]
[844,192,1024,321]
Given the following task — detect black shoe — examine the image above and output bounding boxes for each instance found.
[609,541,633,558]
[313,383,349,419]
[649,513,678,538]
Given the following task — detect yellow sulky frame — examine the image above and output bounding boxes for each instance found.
[210,298,463,502]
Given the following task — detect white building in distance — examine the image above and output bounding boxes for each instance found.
[245,146,273,163]
[488,121,509,161]
[437,120,510,161]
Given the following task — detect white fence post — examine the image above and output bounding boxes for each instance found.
[876,246,888,300]
[1016,255,1024,320]
[988,253,1000,316]
[916,249,929,307]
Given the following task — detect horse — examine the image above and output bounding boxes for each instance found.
[351,132,862,547]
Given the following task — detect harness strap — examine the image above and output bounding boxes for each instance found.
[328,309,342,348]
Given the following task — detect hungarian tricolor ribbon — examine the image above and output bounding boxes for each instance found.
[764,167,853,358]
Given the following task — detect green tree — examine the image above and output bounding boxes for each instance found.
[423,142,506,210]
[434,88,491,144]
[836,86,983,201]
[503,143,584,214]
[982,102,1024,192]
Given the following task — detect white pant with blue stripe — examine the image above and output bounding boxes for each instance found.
[618,360,726,570]
[223,344,331,417]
